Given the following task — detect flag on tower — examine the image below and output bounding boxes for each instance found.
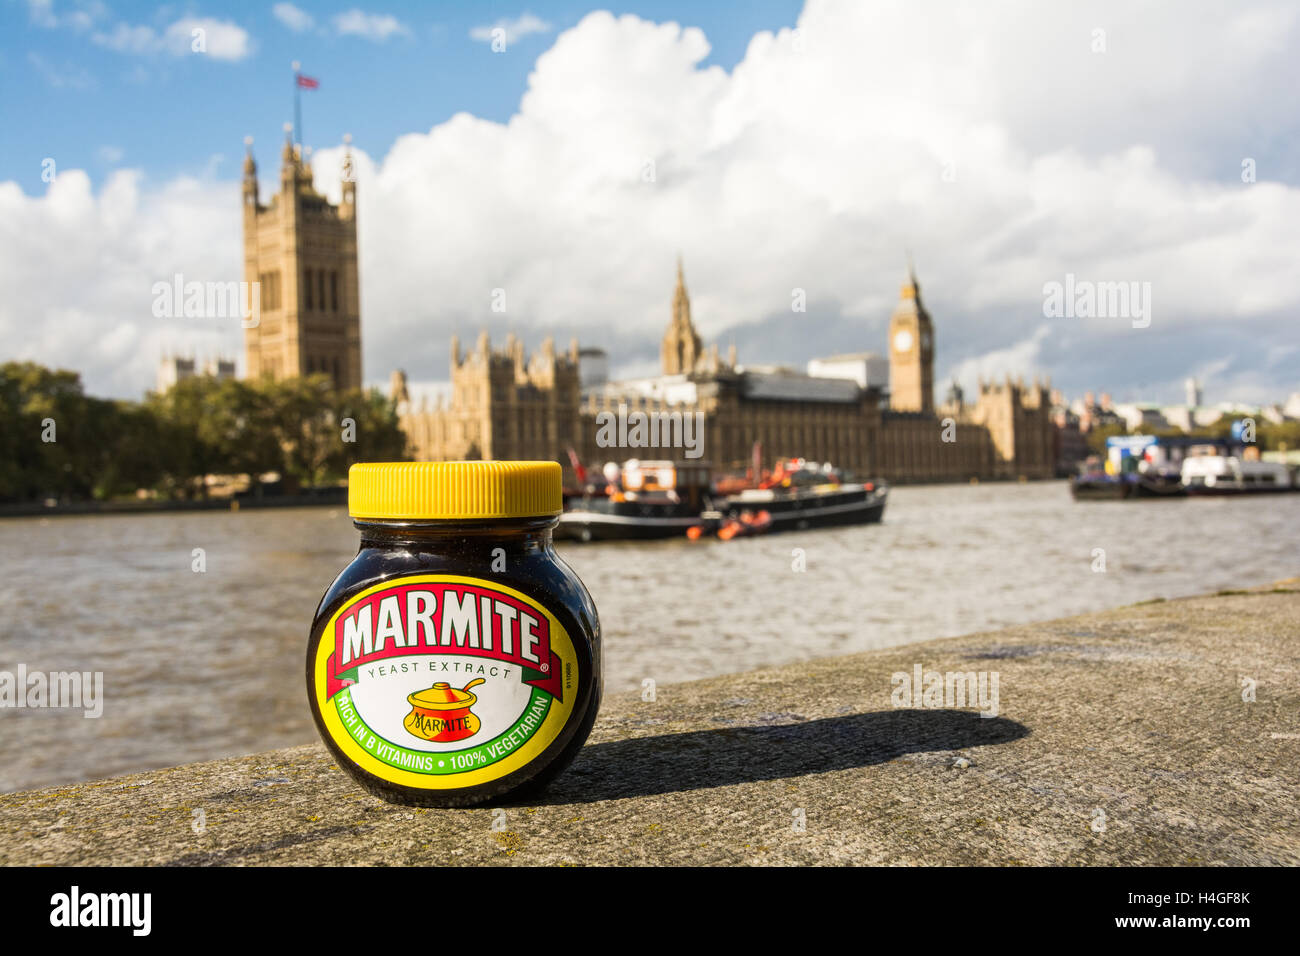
[291,64,318,147]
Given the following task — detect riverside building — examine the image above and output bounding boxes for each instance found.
[232,127,1052,483]
[241,129,362,392]
[392,264,1056,484]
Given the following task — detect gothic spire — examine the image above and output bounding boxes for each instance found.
[281,122,296,165]
[901,256,920,301]
[673,255,688,317]
[662,256,702,375]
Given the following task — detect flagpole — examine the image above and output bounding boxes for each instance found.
[292,60,302,149]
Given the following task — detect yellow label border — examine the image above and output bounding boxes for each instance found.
[313,573,577,790]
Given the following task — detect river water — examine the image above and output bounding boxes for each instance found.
[1,481,1296,793]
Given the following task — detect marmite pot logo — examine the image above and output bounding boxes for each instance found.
[404,678,484,743]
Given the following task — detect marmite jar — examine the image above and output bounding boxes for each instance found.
[307,461,602,807]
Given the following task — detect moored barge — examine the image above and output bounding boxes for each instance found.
[556,456,887,542]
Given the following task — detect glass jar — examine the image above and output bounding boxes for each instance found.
[307,461,601,807]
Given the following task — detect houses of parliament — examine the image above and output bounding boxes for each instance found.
[240,131,1055,483]
[240,128,362,392]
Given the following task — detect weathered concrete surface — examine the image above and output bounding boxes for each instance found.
[3,581,1297,866]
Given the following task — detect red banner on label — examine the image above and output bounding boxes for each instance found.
[327,582,562,702]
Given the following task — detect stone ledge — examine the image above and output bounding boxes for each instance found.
[2,581,1297,865]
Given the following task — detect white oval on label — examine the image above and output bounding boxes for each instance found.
[347,654,534,752]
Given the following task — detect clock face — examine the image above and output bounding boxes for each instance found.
[893,329,914,353]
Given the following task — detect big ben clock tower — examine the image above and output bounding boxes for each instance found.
[887,269,935,414]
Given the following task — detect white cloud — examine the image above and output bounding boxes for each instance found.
[272,2,314,33]
[470,13,553,45]
[165,18,252,61]
[91,23,157,55]
[98,145,125,164]
[27,0,106,31]
[27,0,58,28]
[4,1,1300,401]
[92,17,252,61]
[333,9,409,42]
[0,170,241,395]
[946,326,1052,396]
[27,51,94,89]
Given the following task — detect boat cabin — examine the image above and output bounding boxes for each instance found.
[615,459,713,509]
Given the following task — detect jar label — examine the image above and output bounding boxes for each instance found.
[312,574,579,789]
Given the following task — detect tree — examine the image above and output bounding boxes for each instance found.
[0,362,407,503]
[1084,422,1126,457]
[266,374,340,490]
[330,385,407,473]
[144,377,227,498]
[263,376,407,489]
[0,362,107,501]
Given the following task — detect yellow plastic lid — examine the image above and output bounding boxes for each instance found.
[348,461,562,520]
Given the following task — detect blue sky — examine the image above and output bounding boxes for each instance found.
[4,1,802,192]
[3,1,1298,406]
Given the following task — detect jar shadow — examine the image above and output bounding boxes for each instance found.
[511,709,1030,806]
